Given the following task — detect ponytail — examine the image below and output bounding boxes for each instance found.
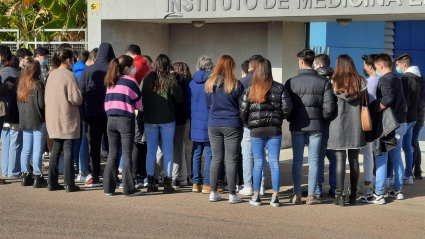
[104,58,120,88]
[104,55,134,88]
[50,49,73,70]
[50,53,61,69]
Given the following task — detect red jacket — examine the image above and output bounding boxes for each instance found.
[131,55,150,85]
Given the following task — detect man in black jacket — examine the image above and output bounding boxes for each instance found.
[79,43,115,187]
[312,54,336,198]
[364,53,407,205]
[285,49,335,205]
[412,75,425,179]
[394,53,420,184]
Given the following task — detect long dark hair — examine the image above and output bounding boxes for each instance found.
[248,58,273,103]
[149,54,176,94]
[332,54,366,99]
[17,59,41,103]
[104,55,134,89]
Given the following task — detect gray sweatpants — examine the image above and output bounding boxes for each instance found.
[208,126,243,195]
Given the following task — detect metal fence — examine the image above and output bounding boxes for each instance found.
[311,46,330,55]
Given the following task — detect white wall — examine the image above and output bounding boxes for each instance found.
[169,23,268,78]
[100,20,169,58]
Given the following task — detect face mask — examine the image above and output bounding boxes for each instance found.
[363,69,369,77]
[376,70,382,77]
[40,60,48,66]
[396,67,404,74]
[299,62,302,70]
[130,67,137,75]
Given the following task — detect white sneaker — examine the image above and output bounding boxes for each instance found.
[229,194,243,204]
[403,176,413,185]
[85,174,92,183]
[260,186,266,196]
[179,179,188,186]
[362,193,386,205]
[76,174,87,183]
[388,177,394,186]
[209,192,222,202]
[387,190,404,200]
[239,186,254,196]
[236,185,244,193]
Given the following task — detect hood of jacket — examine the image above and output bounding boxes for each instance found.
[72,61,86,73]
[193,71,210,84]
[334,79,367,102]
[96,43,115,63]
[316,66,334,78]
[0,66,19,83]
[405,66,421,77]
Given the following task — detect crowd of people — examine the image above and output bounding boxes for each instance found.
[0,42,423,207]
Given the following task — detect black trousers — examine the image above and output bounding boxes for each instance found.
[103,116,136,195]
[237,151,243,186]
[209,127,243,195]
[334,149,360,192]
[86,116,108,180]
[48,139,76,186]
[132,142,147,179]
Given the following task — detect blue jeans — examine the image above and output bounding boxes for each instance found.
[291,131,322,195]
[251,136,282,193]
[375,123,406,195]
[145,122,175,177]
[73,121,89,175]
[241,128,266,188]
[316,123,336,194]
[403,121,416,177]
[21,124,47,175]
[412,120,423,174]
[191,141,212,186]
[1,128,23,178]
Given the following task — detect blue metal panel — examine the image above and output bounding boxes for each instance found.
[347,22,367,48]
[410,21,425,50]
[366,22,386,49]
[326,23,347,47]
[310,22,327,47]
[394,21,412,50]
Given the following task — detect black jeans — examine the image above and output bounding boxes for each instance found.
[103,116,136,195]
[412,120,423,174]
[209,127,243,195]
[132,142,147,179]
[48,139,76,186]
[334,149,360,192]
[237,150,243,186]
[86,116,108,180]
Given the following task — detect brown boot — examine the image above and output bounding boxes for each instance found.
[202,186,211,194]
[192,184,202,193]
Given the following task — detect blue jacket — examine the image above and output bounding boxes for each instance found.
[205,76,244,128]
[186,71,210,142]
[73,61,86,79]
[79,43,115,118]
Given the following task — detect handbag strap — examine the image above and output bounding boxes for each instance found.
[362,89,368,107]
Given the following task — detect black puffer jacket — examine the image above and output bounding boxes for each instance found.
[239,81,293,137]
[284,69,335,132]
[418,76,425,122]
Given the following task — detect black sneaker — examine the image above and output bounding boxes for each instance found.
[33,174,48,188]
[270,194,280,207]
[328,189,336,198]
[172,179,180,189]
[125,190,143,197]
[249,194,261,206]
[21,172,34,186]
[414,171,423,179]
[47,184,65,191]
[147,176,158,193]
[65,185,80,192]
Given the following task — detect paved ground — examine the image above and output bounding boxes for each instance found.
[0,130,424,238]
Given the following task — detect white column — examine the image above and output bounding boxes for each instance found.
[87,3,102,50]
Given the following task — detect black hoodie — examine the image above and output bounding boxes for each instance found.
[79,43,115,118]
[316,66,334,79]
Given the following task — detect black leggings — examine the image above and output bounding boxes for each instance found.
[335,149,360,192]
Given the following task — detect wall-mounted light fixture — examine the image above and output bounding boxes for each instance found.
[192,21,205,28]
[336,19,352,26]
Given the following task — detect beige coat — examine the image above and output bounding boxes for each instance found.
[45,68,83,139]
